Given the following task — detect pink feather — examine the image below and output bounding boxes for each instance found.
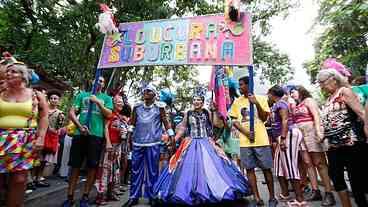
[322,58,352,77]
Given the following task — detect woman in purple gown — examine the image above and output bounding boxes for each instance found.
[153,91,251,206]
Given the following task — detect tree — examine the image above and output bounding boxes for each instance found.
[0,0,296,98]
[305,0,368,81]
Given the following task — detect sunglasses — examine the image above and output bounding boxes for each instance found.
[318,77,331,86]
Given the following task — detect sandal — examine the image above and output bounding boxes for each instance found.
[278,193,292,202]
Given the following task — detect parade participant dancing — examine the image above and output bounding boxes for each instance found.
[122,84,174,207]
[153,88,251,206]
[0,62,49,207]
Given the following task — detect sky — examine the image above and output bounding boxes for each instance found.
[198,1,321,94]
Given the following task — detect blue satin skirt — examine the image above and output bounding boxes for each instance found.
[154,137,251,205]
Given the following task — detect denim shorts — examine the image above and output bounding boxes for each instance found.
[240,146,273,170]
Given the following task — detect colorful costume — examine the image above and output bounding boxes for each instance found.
[129,102,164,200]
[154,109,251,205]
[95,112,126,197]
[0,97,38,173]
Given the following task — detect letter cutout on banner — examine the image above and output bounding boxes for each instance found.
[190,42,201,60]
[206,23,218,39]
[163,26,174,41]
[134,45,145,62]
[121,46,133,62]
[204,42,217,60]
[176,26,187,41]
[146,44,160,62]
[150,27,162,43]
[135,29,145,45]
[189,23,203,40]
[221,41,234,60]
[175,43,186,60]
[121,30,133,45]
[160,43,173,61]
[108,46,120,63]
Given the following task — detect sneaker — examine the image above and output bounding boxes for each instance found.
[321,192,336,206]
[62,199,74,207]
[79,197,89,207]
[269,198,278,207]
[306,189,322,201]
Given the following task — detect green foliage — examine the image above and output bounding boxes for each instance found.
[305,0,368,81]
[0,0,296,106]
[253,37,293,84]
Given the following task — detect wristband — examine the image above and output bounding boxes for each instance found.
[280,136,286,140]
[167,128,175,137]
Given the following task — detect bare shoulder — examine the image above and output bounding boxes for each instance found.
[341,87,355,97]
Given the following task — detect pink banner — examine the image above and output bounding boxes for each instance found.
[98,13,252,68]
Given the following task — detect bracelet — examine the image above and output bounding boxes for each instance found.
[167,128,175,137]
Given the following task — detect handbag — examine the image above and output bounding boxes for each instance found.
[43,110,61,154]
[44,129,59,153]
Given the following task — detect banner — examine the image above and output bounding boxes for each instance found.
[98,13,252,69]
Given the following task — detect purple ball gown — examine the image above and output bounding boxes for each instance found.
[154,110,251,205]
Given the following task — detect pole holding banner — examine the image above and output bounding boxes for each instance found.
[86,68,102,129]
[247,65,255,143]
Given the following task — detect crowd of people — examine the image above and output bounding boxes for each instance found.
[0,54,368,207]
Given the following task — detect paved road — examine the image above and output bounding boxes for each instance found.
[24,170,360,207]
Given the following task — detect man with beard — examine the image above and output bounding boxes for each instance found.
[63,76,113,207]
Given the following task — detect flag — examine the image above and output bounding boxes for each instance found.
[209,65,231,119]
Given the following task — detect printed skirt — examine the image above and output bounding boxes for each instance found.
[0,128,37,173]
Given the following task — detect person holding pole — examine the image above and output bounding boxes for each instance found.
[122,84,175,207]
[63,76,113,207]
[229,76,277,207]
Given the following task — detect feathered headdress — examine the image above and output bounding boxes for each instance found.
[322,58,352,77]
[193,86,207,99]
[159,88,175,106]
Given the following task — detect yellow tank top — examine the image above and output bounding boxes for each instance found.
[0,98,37,128]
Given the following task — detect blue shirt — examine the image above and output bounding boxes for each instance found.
[132,103,163,146]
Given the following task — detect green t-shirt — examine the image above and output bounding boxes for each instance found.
[352,84,368,106]
[73,91,113,138]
